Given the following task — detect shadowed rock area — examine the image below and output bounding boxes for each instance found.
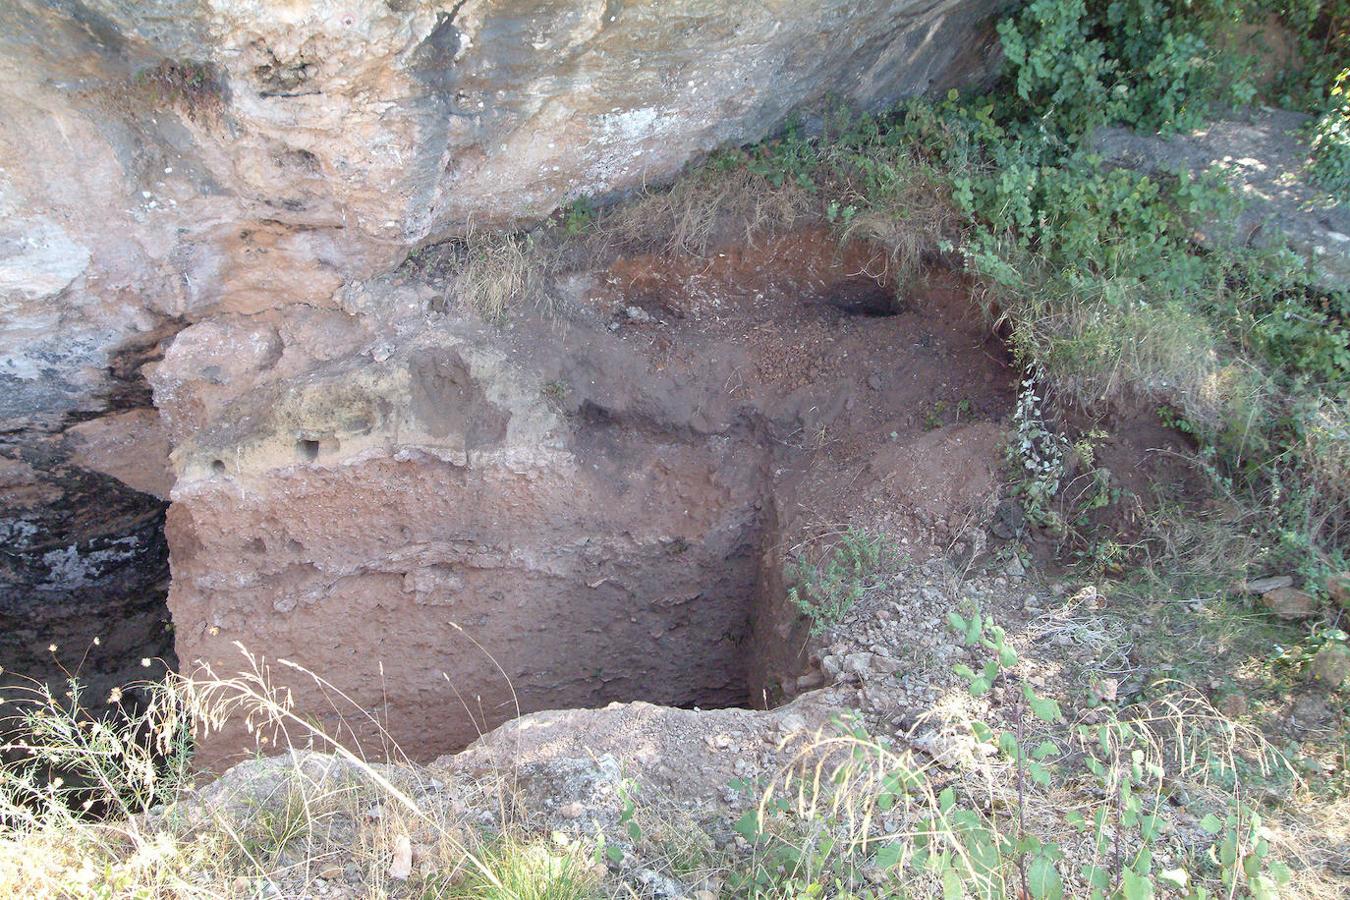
[1093,107,1350,291]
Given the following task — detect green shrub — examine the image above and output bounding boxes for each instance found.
[997,0,1255,138]
[1309,67,1350,198]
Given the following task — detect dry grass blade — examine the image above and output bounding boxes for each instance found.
[0,643,543,899]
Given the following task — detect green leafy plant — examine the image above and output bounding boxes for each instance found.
[1198,805,1293,899]
[997,0,1253,138]
[1310,67,1350,199]
[943,610,1297,900]
[1008,373,1070,527]
[786,528,890,636]
[559,197,598,236]
[923,399,949,431]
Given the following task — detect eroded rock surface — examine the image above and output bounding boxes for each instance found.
[2,0,1002,425]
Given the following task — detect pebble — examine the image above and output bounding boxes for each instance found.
[796,671,824,690]
[844,652,874,675]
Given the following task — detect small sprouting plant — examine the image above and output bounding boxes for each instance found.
[133,59,221,118]
[825,198,858,227]
[560,197,598,236]
[540,379,568,407]
[923,399,948,431]
[1157,404,1197,435]
[787,528,890,636]
[1009,372,1069,525]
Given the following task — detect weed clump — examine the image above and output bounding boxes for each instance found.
[787,528,892,636]
[426,226,558,322]
[593,162,812,259]
[134,59,223,119]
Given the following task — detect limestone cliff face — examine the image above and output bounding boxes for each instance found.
[0,0,1002,740]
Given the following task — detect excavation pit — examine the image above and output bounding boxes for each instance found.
[150,228,1016,769]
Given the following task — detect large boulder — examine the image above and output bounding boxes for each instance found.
[1092,108,1350,291]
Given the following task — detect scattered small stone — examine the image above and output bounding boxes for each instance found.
[637,867,689,897]
[1289,694,1333,732]
[869,654,901,675]
[1004,556,1026,578]
[1261,586,1319,620]
[795,670,824,691]
[1092,678,1119,703]
[387,833,412,880]
[866,373,883,391]
[559,801,585,819]
[843,652,874,676]
[625,305,652,322]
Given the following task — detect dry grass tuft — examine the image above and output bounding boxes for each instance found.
[0,646,585,899]
[593,166,813,259]
[831,156,960,290]
[436,225,559,321]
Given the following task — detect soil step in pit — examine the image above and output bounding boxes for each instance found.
[161,227,1016,769]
